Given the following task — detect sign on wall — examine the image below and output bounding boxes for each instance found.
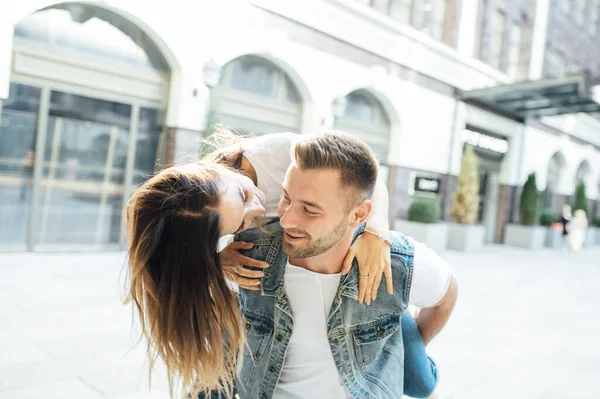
[408,172,441,198]
[463,129,509,155]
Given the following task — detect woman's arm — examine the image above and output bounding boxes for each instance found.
[342,177,394,304]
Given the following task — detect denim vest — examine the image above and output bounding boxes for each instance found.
[234,222,415,399]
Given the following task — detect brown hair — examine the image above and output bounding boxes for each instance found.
[292,131,378,205]
[125,162,243,398]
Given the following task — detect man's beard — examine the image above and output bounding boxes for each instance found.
[282,216,349,258]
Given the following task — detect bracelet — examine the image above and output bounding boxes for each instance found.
[363,229,393,246]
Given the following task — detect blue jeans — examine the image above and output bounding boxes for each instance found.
[197,311,437,399]
[402,311,438,398]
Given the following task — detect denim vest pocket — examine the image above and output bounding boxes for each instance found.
[241,310,274,362]
[350,313,401,369]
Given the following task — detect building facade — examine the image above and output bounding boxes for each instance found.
[0,0,599,251]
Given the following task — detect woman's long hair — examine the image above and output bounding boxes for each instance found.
[125,162,243,398]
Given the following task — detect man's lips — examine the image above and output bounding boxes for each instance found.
[284,231,308,242]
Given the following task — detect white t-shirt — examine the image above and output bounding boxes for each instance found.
[273,241,451,399]
[243,132,300,217]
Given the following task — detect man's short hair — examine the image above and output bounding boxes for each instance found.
[291,131,378,206]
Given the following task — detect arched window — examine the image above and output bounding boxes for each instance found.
[333,89,391,163]
[575,160,591,185]
[1,4,170,250]
[544,152,566,210]
[210,55,303,135]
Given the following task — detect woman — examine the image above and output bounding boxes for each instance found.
[565,209,588,253]
[125,131,437,398]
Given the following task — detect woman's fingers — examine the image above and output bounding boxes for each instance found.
[384,265,394,295]
[234,276,262,288]
[236,266,265,279]
[341,247,356,275]
[229,241,254,250]
[358,273,369,304]
[370,271,383,302]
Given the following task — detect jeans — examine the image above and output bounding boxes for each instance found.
[402,311,438,398]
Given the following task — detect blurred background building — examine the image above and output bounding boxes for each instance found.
[0,0,599,251]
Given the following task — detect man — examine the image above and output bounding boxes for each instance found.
[234,132,458,399]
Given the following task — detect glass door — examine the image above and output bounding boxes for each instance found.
[0,84,40,251]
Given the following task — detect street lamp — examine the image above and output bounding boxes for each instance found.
[203,58,222,89]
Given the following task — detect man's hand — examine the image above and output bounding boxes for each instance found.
[415,275,458,345]
[220,241,269,290]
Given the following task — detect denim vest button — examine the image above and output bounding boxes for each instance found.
[268,366,276,373]
[245,321,251,331]
[376,326,384,339]
[275,334,283,342]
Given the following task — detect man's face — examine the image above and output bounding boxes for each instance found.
[277,163,352,258]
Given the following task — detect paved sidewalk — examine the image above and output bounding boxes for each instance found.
[1,245,599,399]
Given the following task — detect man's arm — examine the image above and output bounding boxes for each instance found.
[415,275,458,345]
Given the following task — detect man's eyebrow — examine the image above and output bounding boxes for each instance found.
[281,187,324,211]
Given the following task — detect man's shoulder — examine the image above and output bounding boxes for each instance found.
[388,230,415,257]
[235,221,283,246]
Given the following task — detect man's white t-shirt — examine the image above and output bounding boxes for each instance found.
[274,242,451,398]
[239,133,451,397]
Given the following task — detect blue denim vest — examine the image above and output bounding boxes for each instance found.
[234,222,415,399]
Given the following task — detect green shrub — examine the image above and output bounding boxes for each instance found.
[573,181,589,217]
[595,218,600,228]
[449,147,480,224]
[408,198,440,224]
[539,209,558,227]
[519,173,540,226]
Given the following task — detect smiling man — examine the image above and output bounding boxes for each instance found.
[231,132,458,399]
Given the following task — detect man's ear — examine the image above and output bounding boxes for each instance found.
[350,199,372,227]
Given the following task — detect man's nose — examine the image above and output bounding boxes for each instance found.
[279,206,298,229]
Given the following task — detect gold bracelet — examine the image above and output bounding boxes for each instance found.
[363,229,393,246]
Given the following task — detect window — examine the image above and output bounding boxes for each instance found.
[422,0,447,41]
[222,55,301,104]
[507,24,522,78]
[488,10,507,70]
[388,0,413,24]
[589,0,600,34]
[573,0,586,25]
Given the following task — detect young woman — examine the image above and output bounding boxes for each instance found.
[125,131,437,398]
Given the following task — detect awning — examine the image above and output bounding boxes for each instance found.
[457,73,600,121]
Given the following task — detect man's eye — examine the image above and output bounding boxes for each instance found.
[303,208,317,216]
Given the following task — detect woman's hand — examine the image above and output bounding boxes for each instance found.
[220,241,269,290]
[341,231,393,304]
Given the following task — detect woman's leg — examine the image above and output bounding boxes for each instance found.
[402,311,438,398]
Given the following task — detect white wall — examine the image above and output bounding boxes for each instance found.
[520,126,600,198]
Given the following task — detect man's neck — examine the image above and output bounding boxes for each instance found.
[288,234,353,274]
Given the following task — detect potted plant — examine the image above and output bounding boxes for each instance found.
[540,209,561,248]
[393,198,447,252]
[504,173,546,248]
[447,147,486,251]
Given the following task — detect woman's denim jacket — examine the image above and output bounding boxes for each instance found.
[233,222,415,399]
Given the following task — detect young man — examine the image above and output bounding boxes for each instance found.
[234,132,458,399]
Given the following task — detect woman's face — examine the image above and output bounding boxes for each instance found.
[218,169,266,236]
